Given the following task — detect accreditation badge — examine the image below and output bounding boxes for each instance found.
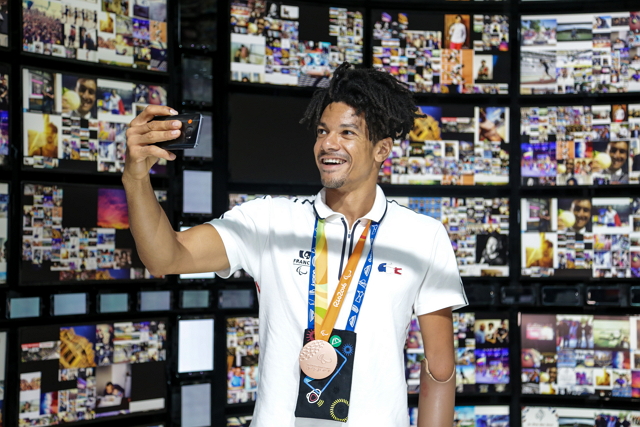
[294,328,357,423]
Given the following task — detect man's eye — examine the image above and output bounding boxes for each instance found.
[317,129,327,135]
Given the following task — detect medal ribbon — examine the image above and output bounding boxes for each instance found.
[308,218,379,339]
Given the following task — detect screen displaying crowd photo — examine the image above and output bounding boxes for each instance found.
[409,406,509,427]
[21,182,167,284]
[230,1,364,86]
[23,0,168,71]
[521,12,640,94]
[18,319,168,425]
[227,317,259,404]
[0,64,9,167]
[373,10,509,94]
[406,312,510,395]
[380,105,509,185]
[520,314,640,398]
[521,103,640,186]
[522,406,640,427]
[393,197,509,277]
[521,197,640,278]
[22,68,167,175]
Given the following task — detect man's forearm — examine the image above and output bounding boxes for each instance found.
[123,174,180,276]
[417,358,456,427]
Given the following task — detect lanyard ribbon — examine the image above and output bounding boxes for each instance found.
[308,218,379,338]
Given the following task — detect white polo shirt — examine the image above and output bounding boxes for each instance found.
[210,185,467,427]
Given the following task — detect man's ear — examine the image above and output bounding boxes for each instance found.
[374,137,393,163]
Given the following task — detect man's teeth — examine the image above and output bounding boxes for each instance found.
[323,159,345,164]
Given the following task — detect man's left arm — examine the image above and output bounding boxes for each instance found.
[416,307,455,427]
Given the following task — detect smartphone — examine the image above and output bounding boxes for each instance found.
[150,112,202,150]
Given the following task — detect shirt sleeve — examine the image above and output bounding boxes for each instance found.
[206,197,271,279]
[413,222,468,316]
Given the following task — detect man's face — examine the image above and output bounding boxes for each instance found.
[105,384,113,394]
[314,102,388,191]
[485,236,498,253]
[75,78,97,116]
[606,141,628,172]
[571,199,592,231]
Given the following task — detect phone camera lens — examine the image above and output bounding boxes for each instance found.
[185,126,193,136]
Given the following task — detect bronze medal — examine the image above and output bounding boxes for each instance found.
[299,339,338,380]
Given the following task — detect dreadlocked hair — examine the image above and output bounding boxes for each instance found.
[299,62,423,144]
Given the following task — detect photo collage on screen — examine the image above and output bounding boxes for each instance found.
[522,406,640,427]
[393,197,509,277]
[230,1,363,86]
[22,0,168,71]
[522,104,640,186]
[372,11,509,94]
[405,312,510,395]
[380,105,509,185]
[22,68,167,174]
[0,183,6,284]
[226,317,259,404]
[0,64,8,166]
[409,406,509,427]
[521,12,640,95]
[0,331,6,427]
[520,314,640,398]
[521,197,640,278]
[0,0,7,47]
[19,320,167,425]
[21,183,167,284]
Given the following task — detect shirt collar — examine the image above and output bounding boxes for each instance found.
[313,185,387,223]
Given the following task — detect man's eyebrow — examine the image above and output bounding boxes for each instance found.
[317,121,362,131]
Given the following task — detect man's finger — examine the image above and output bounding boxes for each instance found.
[141,144,177,161]
[129,129,181,145]
[129,105,178,128]
[127,119,182,136]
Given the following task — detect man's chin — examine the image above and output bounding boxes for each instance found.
[321,177,346,189]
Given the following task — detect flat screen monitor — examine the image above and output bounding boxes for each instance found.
[0,64,9,166]
[138,291,171,312]
[372,10,510,94]
[521,197,640,278]
[409,406,510,427]
[180,0,217,50]
[9,297,41,319]
[98,293,129,314]
[520,12,640,95]
[228,93,319,184]
[181,290,210,309]
[520,313,639,398]
[181,383,211,427]
[393,197,509,277]
[380,105,509,185]
[22,0,168,71]
[18,318,168,424]
[406,312,510,395]
[52,293,88,316]
[178,318,214,374]
[0,330,6,426]
[0,182,8,284]
[22,67,168,175]
[183,170,213,215]
[183,113,213,160]
[182,56,213,104]
[521,104,640,186]
[0,2,7,47]
[230,2,364,86]
[20,181,168,285]
[227,416,253,427]
[227,317,259,404]
[522,406,640,426]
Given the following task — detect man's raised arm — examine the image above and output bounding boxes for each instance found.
[122,105,229,277]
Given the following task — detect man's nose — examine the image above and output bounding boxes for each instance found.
[321,132,340,151]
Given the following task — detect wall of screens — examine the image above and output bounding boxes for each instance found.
[226,316,259,404]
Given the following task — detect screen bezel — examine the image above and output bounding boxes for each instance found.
[176,314,215,377]
[50,292,89,316]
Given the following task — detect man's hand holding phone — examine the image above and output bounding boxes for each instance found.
[124,105,181,181]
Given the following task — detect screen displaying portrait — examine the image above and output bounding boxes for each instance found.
[227,317,259,404]
[372,10,509,94]
[0,64,9,166]
[522,406,640,427]
[520,313,640,398]
[22,68,168,175]
[20,182,168,285]
[406,312,510,395]
[521,12,640,95]
[22,0,168,71]
[521,104,640,186]
[393,197,509,277]
[18,319,168,425]
[380,105,509,185]
[230,2,364,86]
[521,197,640,278]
